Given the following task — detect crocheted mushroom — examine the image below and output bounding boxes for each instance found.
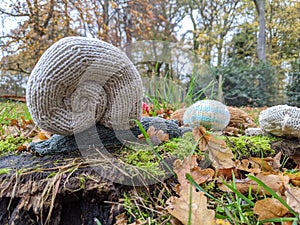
[26,36,143,135]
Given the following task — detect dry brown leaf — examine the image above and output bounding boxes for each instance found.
[32,130,52,143]
[255,173,289,196]
[253,198,289,220]
[192,126,235,169]
[114,213,127,225]
[287,172,300,187]
[220,173,289,195]
[9,118,19,127]
[170,217,183,225]
[170,108,186,126]
[166,185,215,225]
[173,155,198,188]
[217,167,239,179]
[20,116,34,128]
[250,157,276,173]
[218,178,258,194]
[16,145,28,152]
[190,167,215,185]
[285,186,300,214]
[138,126,169,145]
[236,159,261,174]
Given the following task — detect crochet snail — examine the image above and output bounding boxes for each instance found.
[26,36,143,136]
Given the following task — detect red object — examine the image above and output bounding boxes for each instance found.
[142,102,150,113]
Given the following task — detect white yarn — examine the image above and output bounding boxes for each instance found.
[259,105,300,138]
[26,36,143,135]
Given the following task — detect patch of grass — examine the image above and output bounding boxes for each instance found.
[0,102,31,122]
[121,184,173,225]
[0,135,28,155]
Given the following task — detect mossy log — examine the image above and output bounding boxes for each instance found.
[0,152,132,225]
[29,117,182,155]
[0,117,181,225]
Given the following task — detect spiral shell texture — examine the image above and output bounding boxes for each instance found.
[26,36,143,135]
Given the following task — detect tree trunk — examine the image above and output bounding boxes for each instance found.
[253,0,266,61]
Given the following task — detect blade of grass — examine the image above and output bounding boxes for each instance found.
[185,173,220,203]
[94,218,102,225]
[259,217,298,224]
[132,119,175,176]
[221,180,255,207]
[188,184,192,225]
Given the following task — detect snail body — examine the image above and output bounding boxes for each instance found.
[26,36,143,135]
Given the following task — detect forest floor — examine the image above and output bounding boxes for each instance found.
[0,101,299,225]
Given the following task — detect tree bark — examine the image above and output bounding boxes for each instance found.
[253,0,266,61]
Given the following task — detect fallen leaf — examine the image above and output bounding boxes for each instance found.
[286,172,300,187]
[218,178,258,194]
[114,213,127,225]
[32,130,52,143]
[20,116,34,128]
[170,108,186,126]
[253,198,289,220]
[255,173,289,196]
[192,126,235,169]
[16,145,28,152]
[138,126,169,145]
[285,186,300,214]
[217,167,239,179]
[251,157,276,173]
[190,167,215,185]
[9,118,19,127]
[173,155,198,188]
[236,159,261,174]
[166,185,215,225]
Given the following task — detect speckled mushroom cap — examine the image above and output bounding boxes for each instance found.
[259,105,300,138]
[26,36,143,135]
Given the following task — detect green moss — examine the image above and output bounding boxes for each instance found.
[0,168,11,175]
[225,135,279,159]
[0,135,28,156]
[115,132,196,177]
[160,132,196,158]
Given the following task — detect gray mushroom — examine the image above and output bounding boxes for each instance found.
[26,36,143,135]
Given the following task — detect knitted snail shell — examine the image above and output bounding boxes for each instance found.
[259,105,300,138]
[26,36,143,135]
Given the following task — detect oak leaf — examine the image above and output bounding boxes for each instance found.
[166,185,215,225]
[192,126,235,169]
[235,159,261,174]
[173,155,198,188]
[173,155,214,193]
[255,173,289,196]
[285,186,300,214]
[253,198,289,220]
[138,126,169,145]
